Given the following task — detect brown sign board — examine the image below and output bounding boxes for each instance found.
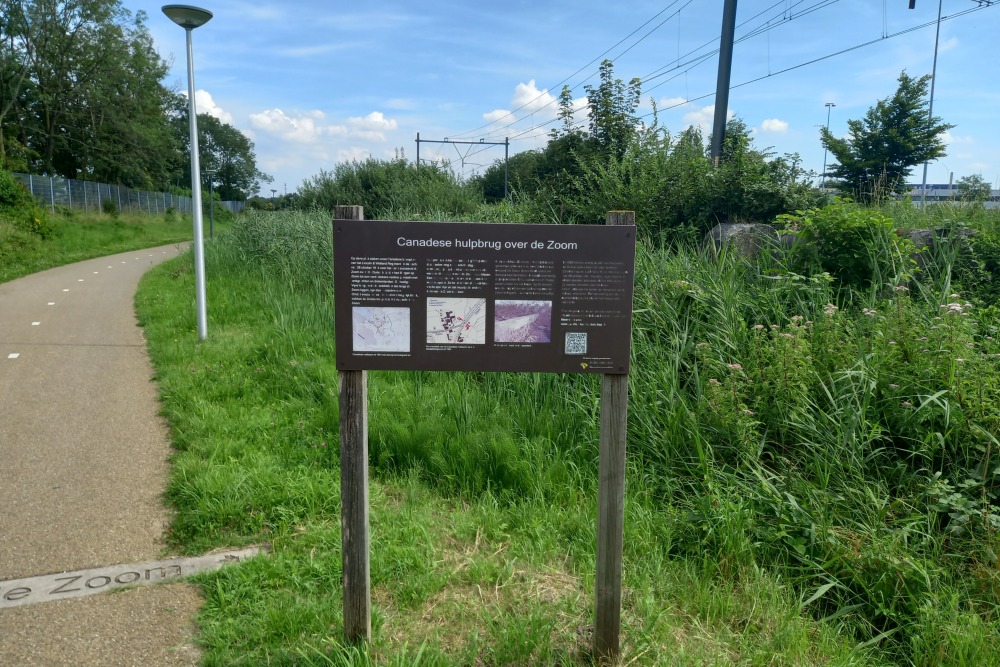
[334,219,636,374]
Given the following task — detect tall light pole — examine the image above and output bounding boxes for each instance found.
[163,4,213,341]
[821,102,835,188]
[918,0,943,208]
[204,168,216,240]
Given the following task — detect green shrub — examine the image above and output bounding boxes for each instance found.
[777,198,913,289]
[101,197,119,218]
[0,169,54,239]
[297,158,482,219]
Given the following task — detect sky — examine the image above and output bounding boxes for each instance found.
[135,0,1000,196]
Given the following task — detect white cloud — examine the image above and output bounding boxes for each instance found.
[278,44,347,58]
[338,147,371,162]
[385,98,416,110]
[483,80,569,125]
[943,131,974,145]
[511,80,556,112]
[483,109,509,123]
[186,90,233,124]
[249,109,399,144]
[761,118,789,133]
[346,111,398,142]
[940,37,959,53]
[245,5,285,21]
[658,96,688,109]
[683,104,733,134]
[249,108,347,143]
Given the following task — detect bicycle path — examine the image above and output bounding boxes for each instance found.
[0,244,202,666]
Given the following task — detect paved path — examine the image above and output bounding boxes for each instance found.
[0,245,202,665]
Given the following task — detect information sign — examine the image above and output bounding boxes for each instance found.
[334,219,636,374]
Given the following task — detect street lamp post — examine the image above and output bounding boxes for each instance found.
[204,168,216,240]
[821,102,835,188]
[162,4,213,341]
[919,0,943,208]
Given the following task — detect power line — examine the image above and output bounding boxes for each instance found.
[453,1,994,171]
[447,0,688,140]
[462,0,843,146]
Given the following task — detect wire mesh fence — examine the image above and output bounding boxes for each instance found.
[12,173,245,216]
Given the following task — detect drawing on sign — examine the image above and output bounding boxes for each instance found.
[352,307,411,352]
[427,298,486,344]
[494,300,552,343]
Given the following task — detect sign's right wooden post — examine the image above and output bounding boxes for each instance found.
[594,210,634,661]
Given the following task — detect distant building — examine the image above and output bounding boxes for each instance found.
[905,183,1000,209]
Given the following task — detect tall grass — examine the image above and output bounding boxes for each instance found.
[0,208,205,283]
[137,208,1000,664]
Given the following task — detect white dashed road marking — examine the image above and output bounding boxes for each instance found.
[77,279,84,282]
[31,322,40,326]
[62,289,69,292]
[7,353,20,359]
[47,302,55,306]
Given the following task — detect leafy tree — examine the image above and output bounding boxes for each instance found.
[706,119,818,225]
[820,71,953,203]
[956,174,992,205]
[552,84,578,139]
[474,150,547,203]
[583,59,642,159]
[168,98,270,201]
[1,0,178,186]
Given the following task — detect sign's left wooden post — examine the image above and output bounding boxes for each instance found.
[334,205,370,643]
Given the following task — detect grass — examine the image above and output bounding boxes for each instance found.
[0,209,225,284]
[134,208,1000,665]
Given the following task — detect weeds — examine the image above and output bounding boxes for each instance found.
[136,208,1000,664]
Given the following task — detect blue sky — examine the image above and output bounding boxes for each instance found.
[137,1,1000,195]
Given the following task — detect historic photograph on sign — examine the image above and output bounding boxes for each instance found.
[426,297,486,344]
[494,300,552,343]
[352,306,411,352]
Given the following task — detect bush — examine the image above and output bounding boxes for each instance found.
[777,198,913,289]
[0,169,54,239]
[297,158,482,219]
[101,197,119,218]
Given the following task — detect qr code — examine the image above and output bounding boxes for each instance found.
[565,332,588,355]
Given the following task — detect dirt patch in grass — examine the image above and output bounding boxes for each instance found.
[372,531,588,663]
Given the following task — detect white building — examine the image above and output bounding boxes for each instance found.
[905,183,1000,209]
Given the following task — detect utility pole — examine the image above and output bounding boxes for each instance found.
[915,0,943,207]
[911,1,996,204]
[710,0,738,168]
[415,135,510,198]
[821,103,835,188]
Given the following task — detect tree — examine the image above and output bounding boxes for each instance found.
[169,99,270,200]
[956,174,992,205]
[583,60,642,159]
[1,0,178,186]
[820,71,953,204]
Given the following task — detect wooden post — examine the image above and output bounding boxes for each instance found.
[334,205,371,643]
[594,210,634,661]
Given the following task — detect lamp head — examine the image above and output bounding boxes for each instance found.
[162,5,213,29]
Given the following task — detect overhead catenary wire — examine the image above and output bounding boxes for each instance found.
[460,0,844,148]
[455,0,846,159]
[447,0,688,140]
[450,1,993,174]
